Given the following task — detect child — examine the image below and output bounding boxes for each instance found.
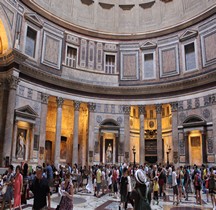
[153,176,159,205]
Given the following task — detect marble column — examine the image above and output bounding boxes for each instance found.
[54,97,64,167]
[29,124,35,161]
[72,101,80,165]
[202,131,207,163]
[12,120,18,161]
[184,131,189,164]
[171,102,178,164]
[211,94,216,162]
[123,105,130,163]
[156,104,163,164]
[138,105,145,165]
[87,102,96,165]
[38,93,49,164]
[2,75,19,166]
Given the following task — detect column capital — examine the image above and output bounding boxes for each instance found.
[123,105,130,115]
[171,102,178,112]
[138,105,145,115]
[88,102,96,112]
[74,101,81,111]
[56,97,64,108]
[210,94,216,105]
[156,104,162,114]
[41,93,49,104]
[7,75,20,90]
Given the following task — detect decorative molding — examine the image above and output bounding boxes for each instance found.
[140,41,157,50]
[204,95,211,106]
[187,99,192,109]
[207,137,213,153]
[178,101,184,111]
[117,116,123,124]
[138,105,145,115]
[15,105,38,122]
[7,75,20,90]
[203,108,210,119]
[96,115,102,124]
[179,30,198,42]
[24,12,43,28]
[195,98,200,108]
[2,4,14,28]
[179,112,186,123]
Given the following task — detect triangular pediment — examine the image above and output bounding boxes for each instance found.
[179,30,198,42]
[140,41,157,50]
[16,105,38,120]
[24,13,43,28]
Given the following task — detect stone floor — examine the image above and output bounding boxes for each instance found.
[1,187,215,210]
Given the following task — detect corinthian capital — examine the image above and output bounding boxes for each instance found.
[156,104,162,114]
[41,93,49,104]
[74,101,81,111]
[56,97,64,108]
[123,105,130,115]
[88,102,96,112]
[171,102,178,112]
[138,105,145,115]
[7,75,20,90]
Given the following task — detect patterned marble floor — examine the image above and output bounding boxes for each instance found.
[1,188,215,210]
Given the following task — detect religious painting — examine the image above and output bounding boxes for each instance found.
[16,128,27,159]
[105,139,113,163]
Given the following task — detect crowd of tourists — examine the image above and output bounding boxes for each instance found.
[0,162,216,210]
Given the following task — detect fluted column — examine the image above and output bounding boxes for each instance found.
[138,105,145,165]
[87,102,96,165]
[171,102,178,164]
[72,101,80,165]
[38,93,49,164]
[54,97,64,167]
[156,104,163,164]
[123,105,130,163]
[2,75,20,165]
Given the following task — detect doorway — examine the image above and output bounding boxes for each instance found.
[190,136,202,165]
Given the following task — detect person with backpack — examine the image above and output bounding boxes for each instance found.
[208,173,215,209]
[130,169,151,210]
[194,171,202,205]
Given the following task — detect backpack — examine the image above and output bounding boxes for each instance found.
[209,177,215,190]
[137,188,151,210]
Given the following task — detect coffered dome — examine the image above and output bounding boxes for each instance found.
[22,0,216,39]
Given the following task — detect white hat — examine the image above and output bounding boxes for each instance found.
[135,169,147,184]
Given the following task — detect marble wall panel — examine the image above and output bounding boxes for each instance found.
[41,31,63,69]
[120,51,139,80]
[80,39,87,68]
[204,32,216,62]
[88,41,95,70]
[96,43,103,71]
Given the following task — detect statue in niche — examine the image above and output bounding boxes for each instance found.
[106,143,112,163]
[16,130,26,159]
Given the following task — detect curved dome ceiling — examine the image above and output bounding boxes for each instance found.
[22,0,216,39]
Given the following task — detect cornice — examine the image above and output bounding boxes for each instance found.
[20,0,216,41]
[19,62,216,98]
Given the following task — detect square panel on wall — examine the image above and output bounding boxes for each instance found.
[41,30,63,70]
[159,44,179,77]
[120,51,139,80]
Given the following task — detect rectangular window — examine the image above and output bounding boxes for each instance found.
[25,26,37,58]
[66,46,77,68]
[105,54,115,74]
[185,42,196,70]
[144,53,154,79]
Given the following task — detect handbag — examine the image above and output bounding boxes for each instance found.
[1,184,8,195]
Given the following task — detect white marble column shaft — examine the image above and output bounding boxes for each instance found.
[156,104,163,164]
[123,105,130,163]
[139,106,145,165]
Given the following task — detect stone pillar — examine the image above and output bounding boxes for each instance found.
[2,75,19,166]
[123,105,130,163]
[12,120,18,161]
[156,104,163,164]
[54,97,64,167]
[29,124,35,161]
[38,93,49,164]
[87,102,96,165]
[184,131,190,164]
[202,131,207,163]
[72,101,80,165]
[211,94,216,162]
[138,105,145,165]
[171,102,179,164]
